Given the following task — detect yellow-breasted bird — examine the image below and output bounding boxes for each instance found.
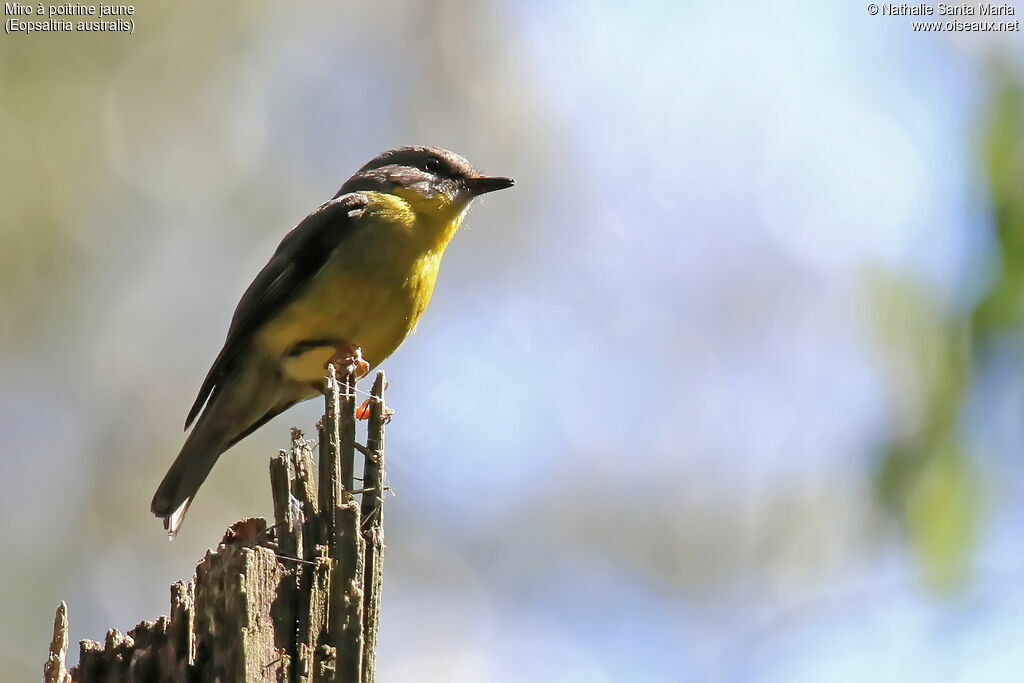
[151,146,514,537]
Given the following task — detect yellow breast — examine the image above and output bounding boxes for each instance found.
[256,190,466,384]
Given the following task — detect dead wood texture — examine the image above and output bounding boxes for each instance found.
[45,368,388,683]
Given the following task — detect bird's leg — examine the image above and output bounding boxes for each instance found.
[325,342,369,379]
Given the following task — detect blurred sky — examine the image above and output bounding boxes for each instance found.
[2,1,1024,681]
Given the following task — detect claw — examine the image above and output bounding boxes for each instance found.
[326,344,369,379]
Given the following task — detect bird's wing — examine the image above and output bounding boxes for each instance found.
[184,192,370,429]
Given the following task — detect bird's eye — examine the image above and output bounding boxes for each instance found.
[422,157,441,173]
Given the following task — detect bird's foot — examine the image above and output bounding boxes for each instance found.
[326,343,369,379]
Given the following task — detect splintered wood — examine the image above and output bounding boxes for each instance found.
[46,368,388,683]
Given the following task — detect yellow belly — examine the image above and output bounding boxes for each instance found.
[254,221,447,385]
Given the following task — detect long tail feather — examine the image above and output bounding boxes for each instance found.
[152,352,304,538]
[150,404,234,538]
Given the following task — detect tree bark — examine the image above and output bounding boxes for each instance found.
[46,369,389,683]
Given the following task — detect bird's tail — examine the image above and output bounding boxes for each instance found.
[152,351,296,538]
[150,404,234,538]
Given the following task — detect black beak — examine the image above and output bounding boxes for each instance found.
[466,175,515,196]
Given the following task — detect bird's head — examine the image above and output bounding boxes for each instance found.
[337,146,515,217]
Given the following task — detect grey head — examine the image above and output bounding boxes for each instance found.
[336,146,514,201]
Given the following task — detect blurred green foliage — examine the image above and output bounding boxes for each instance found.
[974,67,1024,339]
[874,65,1024,592]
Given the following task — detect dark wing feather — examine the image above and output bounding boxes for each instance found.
[184,192,369,429]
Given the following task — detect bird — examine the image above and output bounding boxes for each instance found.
[150,146,515,537]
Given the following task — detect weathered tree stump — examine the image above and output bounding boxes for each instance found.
[45,368,388,683]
